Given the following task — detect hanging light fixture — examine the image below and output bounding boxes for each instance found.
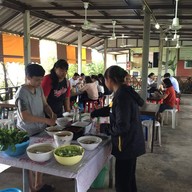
[171,0,181,30]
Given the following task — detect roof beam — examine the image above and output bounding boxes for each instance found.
[91,39,104,48]
[0,12,20,28]
[40,26,63,39]
[30,20,45,31]
[19,20,45,36]
[27,4,192,10]
[57,30,76,41]
[68,34,87,45]
[82,36,96,44]
[27,5,142,11]
[50,15,192,20]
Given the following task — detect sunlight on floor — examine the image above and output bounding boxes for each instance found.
[0,163,10,173]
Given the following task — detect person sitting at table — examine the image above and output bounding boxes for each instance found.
[15,64,56,192]
[91,75,104,98]
[147,72,158,96]
[78,76,98,108]
[91,65,145,192]
[41,59,71,117]
[164,73,180,96]
[155,78,176,122]
[69,72,80,103]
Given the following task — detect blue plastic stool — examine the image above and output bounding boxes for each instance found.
[0,188,22,192]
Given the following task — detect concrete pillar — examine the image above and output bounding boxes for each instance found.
[175,48,179,76]
[23,10,31,67]
[165,41,169,73]
[141,6,151,101]
[78,30,82,74]
[157,30,164,87]
[104,38,107,70]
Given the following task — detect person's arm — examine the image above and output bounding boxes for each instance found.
[42,93,57,119]
[78,84,87,93]
[91,106,110,118]
[63,80,71,112]
[17,99,56,126]
[41,75,52,100]
[155,90,168,99]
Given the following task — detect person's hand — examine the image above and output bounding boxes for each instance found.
[45,118,56,126]
[51,113,57,120]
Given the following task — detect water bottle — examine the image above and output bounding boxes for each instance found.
[73,108,79,122]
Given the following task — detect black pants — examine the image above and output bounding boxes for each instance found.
[115,158,137,192]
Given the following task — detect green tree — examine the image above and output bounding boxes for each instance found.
[68,64,78,78]
[82,62,104,76]
[163,55,177,75]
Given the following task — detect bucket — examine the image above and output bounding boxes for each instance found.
[0,188,22,192]
[91,166,108,189]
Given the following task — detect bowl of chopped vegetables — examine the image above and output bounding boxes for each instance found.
[54,145,84,166]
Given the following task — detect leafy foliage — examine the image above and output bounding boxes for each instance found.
[82,62,104,76]
[68,64,78,78]
[0,127,29,151]
[67,62,104,78]
[162,55,177,75]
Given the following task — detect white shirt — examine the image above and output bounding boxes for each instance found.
[147,77,155,85]
[69,78,78,89]
[170,76,180,93]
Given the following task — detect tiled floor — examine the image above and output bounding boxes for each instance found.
[0,94,192,192]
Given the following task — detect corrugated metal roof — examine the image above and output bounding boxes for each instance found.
[1,0,192,53]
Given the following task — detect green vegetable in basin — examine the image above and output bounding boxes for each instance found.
[0,127,29,151]
[55,145,84,157]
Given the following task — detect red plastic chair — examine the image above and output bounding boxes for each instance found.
[84,100,98,113]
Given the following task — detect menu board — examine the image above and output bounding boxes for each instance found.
[179,47,192,60]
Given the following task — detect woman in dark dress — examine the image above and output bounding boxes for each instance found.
[41,59,71,117]
[91,66,145,192]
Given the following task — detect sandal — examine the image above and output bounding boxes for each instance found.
[37,184,55,192]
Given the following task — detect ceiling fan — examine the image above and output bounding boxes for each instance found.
[120,34,132,48]
[81,2,97,30]
[109,20,117,40]
[165,38,181,49]
[164,30,179,41]
[170,0,181,30]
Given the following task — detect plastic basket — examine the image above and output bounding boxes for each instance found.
[0,188,22,192]
[91,166,108,189]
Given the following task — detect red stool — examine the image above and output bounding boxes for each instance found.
[175,98,180,111]
[84,100,98,113]
[98,97,104,107]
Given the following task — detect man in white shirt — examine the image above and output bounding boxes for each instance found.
[69,73,79,89]
[164,73,180,93]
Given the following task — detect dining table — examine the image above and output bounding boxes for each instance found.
[140,103,160,153]
[0,99,16,119]
[0,99,16,108]
[0,131,112,192]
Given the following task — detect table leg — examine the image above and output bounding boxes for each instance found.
[75,179,78,192]
[23,169,29,192]
[151,118,155,153]
[109,157,113,188]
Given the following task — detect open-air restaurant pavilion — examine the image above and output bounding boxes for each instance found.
[0,0,192,192]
